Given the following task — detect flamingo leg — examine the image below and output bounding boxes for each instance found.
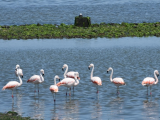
[38,84,39,93]
[12,90,14,98]
[54,93,56,102]
[34,84,36,92]
[69,87,71,96]
[147,86,148,95]
[97,86,99,94]
[66,87,68,96]
[52,93,55,102]
[150,86,152,95]
[117,86,119,94]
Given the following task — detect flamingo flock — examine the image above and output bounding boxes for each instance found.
[2,64,159,102]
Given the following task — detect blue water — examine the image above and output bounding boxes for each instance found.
[0,0,160,25]
[0,37,160,119]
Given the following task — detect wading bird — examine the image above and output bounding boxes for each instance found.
[27,69,44,93]
[2,72,23,98]
[57,72,79,96]
[50,75,60,102]
[142,70,159,95]
[88,63,102,93]
[107,67,126,94]
[62,64,80,90]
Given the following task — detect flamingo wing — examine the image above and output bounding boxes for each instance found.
[2,81,19,90]
[142,77,155,86]
[113,78,125,85]
[27,75,40,83]
[66,71,80,80]
[91,77,102,85]
[57,78,75,87]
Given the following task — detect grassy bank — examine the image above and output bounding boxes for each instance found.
[0,111,32,120]
[0,22,160,39]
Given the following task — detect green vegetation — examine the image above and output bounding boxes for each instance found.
[0,22,160,39]
[0,111,32,120]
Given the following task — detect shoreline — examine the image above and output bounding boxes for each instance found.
[0,22,160,40]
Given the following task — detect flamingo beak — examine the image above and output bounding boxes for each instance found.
[42,74,44,76]
[22,75,23,78]
[15,69,17,71]
[157,74,159,77]
[77,77,80,80]
[59,78,60,82]
[88,67,90,70]
[62,68,64,71]
[107,71,109,73]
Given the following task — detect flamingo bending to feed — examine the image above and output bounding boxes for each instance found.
[27,69,44,93]
[2,74,23,98]
[107,67,126,94]
[15,64,23,78]
[88,63,102,93]
[142,70,159,95]
[50,75,60,102]
[57,72,79,96]
[62,64,80,90]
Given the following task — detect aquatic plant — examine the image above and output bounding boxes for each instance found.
[0,22,160,39]
[0,111,31,120]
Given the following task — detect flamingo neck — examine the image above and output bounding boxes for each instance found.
[40,73,44,83]
[54,77,57,85]
[110,68,113,82]
[154,71,158,84]
[90,66,94,79]
[64,66,68,78]
[74,76,79,85]
[18,75,22,86]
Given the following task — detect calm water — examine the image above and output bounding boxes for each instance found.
[0,0,160,25]
[0,37,160,120]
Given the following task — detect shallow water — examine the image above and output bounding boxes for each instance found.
[0,0,160,25]
[0,37,160,119]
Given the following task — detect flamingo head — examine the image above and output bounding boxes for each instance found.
[15,64,20,70]
[62,64,68,71]
[155,70,159,77]
[88,63,94,70]
[55,75,60,81]
[107,67,112,73]
[74,72,79,78]
[40,69,44,76]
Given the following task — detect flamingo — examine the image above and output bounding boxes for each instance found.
[2,74,23,98]
[50,75,60,102]
[27,69,44,93]
[62,64,80,90]
[107,67,126,94]
[57,72,79,96]
[15,64,23,78]
[142,70,159,95]
[88,63,102,93]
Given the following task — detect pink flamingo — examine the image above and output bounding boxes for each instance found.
[88,63,102,93]
[27,69,44,93]
[50,75,60,102]
[15,64,23,78]
[57,72,79,96]
[142,70,159,95]
[62,64,80,79]
[62,64,80,90]
[2,74,23,98]
[107,67,126,94]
